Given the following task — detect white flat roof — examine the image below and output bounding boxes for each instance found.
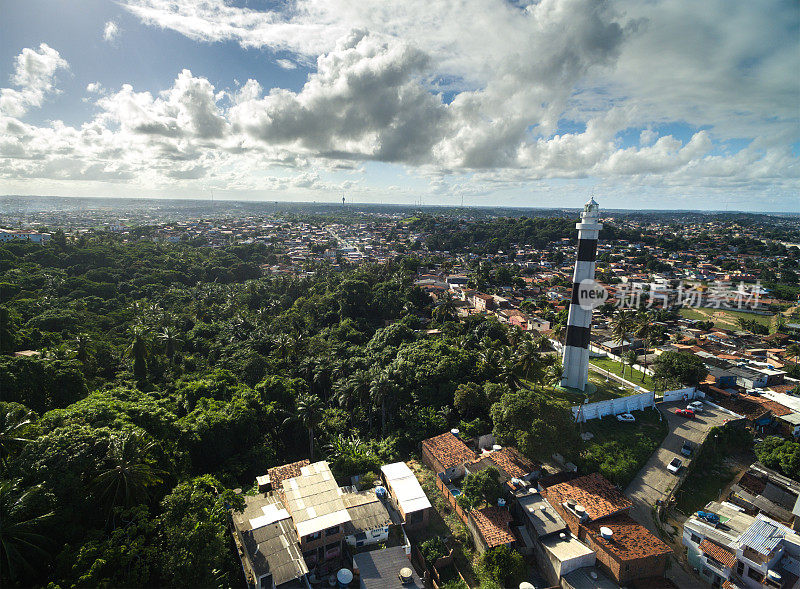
[763,391,800,414]
[381,461,414,481]
[381,462,431,514]
[541,534,595,562]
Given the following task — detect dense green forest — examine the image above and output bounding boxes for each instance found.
[0,235,572,588]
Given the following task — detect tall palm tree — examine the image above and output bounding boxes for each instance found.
[284,394,324,461]
[334,370,371,427]
[126,325,151,380]
[515,338,544,389]
[432,293,458,323]
[496,346,520,389]
[158,326,182,362]
[0,480,54,582]
[369,370,396,438]
[634,314,653,381]
[91,431,165,523]
[0,405,34,469]
[544,357,563,391]
[552,322,566,350]
[612,310,635,378]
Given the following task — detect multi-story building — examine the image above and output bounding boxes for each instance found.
[683,501,800,588]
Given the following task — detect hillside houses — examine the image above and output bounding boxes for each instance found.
[420,431,672,587]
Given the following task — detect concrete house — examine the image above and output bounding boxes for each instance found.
[543,473,671,585]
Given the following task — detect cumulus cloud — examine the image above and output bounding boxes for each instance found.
[230,31,446,163]
[1,0,797,205]
[103,21,120,43]
[0,44,68,117]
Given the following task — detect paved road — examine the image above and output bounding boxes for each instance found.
[625,400,734,588]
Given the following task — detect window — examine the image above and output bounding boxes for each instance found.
[736,561,745,575]
[325,526,339,536]
[691,533,701,544]
[305,531,321,542]
[748,568,764,582]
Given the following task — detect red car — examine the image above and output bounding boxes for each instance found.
[676,408,695,417]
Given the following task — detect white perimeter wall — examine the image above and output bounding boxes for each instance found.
[572,388,703,422]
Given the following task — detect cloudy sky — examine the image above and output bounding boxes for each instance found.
[1,0,798,211]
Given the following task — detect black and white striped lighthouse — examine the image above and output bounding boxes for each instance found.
[561,197,602,391]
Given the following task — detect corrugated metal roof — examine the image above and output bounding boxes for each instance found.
[282,461,352,537]
[381,463,431,515]
[738,516,792,555]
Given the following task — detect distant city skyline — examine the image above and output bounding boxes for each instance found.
[1,0,798,212]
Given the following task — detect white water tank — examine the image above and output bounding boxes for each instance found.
[398,567,414,584]
[492,444,502,451]
[600,526,613,539]
[450,428,460,438]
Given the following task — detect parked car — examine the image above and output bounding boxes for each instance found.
[616,413,635,422]
[687,401,703,412]
[667,457,682,474]
[681,441,694,456]
[676,408,695,417]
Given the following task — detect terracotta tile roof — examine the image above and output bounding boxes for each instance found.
[422,433,476,471]
[699,538,736,569]
[268,460,310,493]
[769,384,796,395]
[469,447,539,480]
[545,473,632,521]
[586,514,672,562]
[471,507,515,548]
[749,395,793,417]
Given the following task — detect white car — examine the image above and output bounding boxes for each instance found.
[616,413,635,422]
[667,457,682,474]
[687,401,703,412]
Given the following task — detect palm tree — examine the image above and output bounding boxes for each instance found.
[0,405,34,469]
[91,431,165,523]
[0,480,54,582]
[334,370,371,427]
[284,394,324,460]
[369,371,395,438]
[432,293,458,323]
[634,314,653,381]
[612,310,635,378]
[515,338,544,389]
[544,357,563,391]
[158,326,181,362]
[126,325,151,380]
[496,346,520,389]
[552,322,566,351]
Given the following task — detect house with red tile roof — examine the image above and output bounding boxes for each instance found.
[421,432,476,481]
[543,472,671,584]
[468,507,516,552]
